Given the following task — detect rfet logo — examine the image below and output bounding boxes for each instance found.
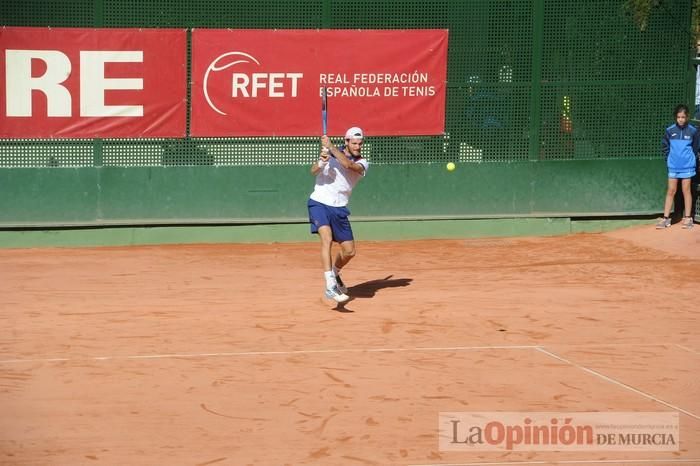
[202,51,303,115]
[190,28,448,137]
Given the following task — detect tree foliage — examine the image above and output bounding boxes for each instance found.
[624,0,700,46]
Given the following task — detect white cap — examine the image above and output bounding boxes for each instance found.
[344,127,364,140]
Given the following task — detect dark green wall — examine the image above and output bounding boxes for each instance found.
[0,159,666,227]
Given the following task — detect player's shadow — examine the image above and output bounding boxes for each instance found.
[348,275,413,298]
[330,275,413,312]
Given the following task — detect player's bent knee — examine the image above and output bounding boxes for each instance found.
[339,242,356,258]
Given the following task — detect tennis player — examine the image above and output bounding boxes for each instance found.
[307,127,369,303]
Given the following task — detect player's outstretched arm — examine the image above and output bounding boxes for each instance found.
[322,136,363,174]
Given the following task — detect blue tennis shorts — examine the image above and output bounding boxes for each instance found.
[668,169,696,179]
[308,198,354,242]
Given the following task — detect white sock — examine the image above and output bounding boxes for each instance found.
[324,271,336,289]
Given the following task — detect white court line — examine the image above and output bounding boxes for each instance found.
[676,344,700,356]
[0,345,539,365]
[0,357,72,363]
[410,459,700,466]
[536,347,700,421]
[0,342,692,365]
[549,343,685,348]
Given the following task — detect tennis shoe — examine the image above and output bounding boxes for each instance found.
[655,217,671,229]
[325,285,349,303]
[335,274,348,294]
[681,216,694,229]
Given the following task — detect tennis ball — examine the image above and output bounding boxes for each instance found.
[446,162,456,171]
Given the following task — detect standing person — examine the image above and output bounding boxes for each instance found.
[657,104,699,229]
[307,127,369,303]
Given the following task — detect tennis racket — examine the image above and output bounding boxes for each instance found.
[320,86,333,159]
[321,86,328,135]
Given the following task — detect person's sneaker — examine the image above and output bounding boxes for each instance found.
[681,216,694,229]
[335,274,348,294]
[325,285,349,303]
[655,217,671,229]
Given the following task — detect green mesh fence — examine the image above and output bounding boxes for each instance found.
[0,0,96,27]
[103,0,324,29]
[0,0,694,168]
[539,0,693,160]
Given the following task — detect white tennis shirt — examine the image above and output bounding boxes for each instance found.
[309,155,369,207]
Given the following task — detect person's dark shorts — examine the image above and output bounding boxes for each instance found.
[307,198,354,242]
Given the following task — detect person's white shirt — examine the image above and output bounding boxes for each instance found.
[310,154,369,207]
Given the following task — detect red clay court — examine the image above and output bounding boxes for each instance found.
[0,225,698,465]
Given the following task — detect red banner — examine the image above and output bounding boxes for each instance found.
[191,29,448,137]
[0,27,186,138]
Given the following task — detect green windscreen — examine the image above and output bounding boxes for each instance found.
[0,0,695,225]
